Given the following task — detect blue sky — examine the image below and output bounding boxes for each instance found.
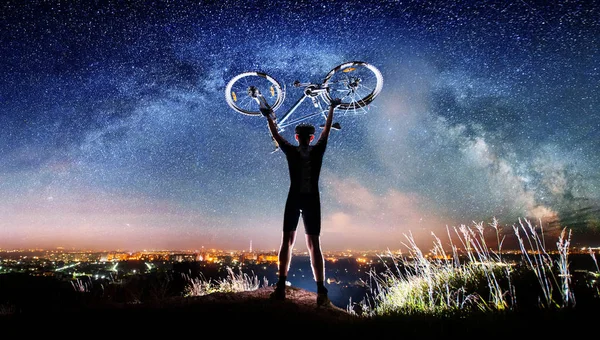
[1,0,598,251]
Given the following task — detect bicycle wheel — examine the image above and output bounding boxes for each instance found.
[224,71,285,116]
[322,61,383,111]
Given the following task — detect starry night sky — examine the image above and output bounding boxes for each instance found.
[1,0,599,252]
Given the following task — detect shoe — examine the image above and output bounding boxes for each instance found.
[317,292,332,308]
[270,286,286,301]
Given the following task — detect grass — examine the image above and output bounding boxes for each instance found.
[179,217,599,323]
[1,217,598,328]
[181,267,266,297]
[348,218,599,319]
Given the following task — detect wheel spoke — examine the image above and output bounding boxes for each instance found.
[340,92,353,102]
[323,62,382,112]
[225,71,284,116]
[239,96,255,111]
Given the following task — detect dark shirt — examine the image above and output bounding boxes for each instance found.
[279,138,327,194]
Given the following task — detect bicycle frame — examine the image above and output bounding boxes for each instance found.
[225,61,384,140]
[257,82,331,132]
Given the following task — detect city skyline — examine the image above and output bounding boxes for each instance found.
[1,1,599,252]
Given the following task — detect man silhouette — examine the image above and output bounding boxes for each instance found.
[258,95,341,307]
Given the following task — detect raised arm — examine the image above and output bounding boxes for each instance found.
[258,97,287,147]
[316,98,341,144]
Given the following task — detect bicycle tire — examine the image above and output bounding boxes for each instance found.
[224,71,285,116]
[322,61,383,111]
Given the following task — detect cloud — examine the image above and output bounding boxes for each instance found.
[321,175,446,250]
[532,149,568,196]
[441,117,558,223]
[366,62,558,226]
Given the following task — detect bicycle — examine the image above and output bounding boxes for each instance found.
[224,61,383,151]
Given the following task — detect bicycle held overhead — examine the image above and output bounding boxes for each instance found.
[224,61,383,150]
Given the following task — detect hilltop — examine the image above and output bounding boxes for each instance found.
[1,286,365,335]
[1,285,595,337]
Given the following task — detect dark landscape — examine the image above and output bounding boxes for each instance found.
[0,278,597,338]
[1,250,600,337]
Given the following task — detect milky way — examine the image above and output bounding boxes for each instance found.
[1,0,598,251]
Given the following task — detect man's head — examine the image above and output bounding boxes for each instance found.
[295,123,315,145]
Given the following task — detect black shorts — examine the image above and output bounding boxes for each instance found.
[283,192,321,235]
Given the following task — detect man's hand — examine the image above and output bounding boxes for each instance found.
[258,96,273,117]
[260,106,273,117]
[330,97,342,108]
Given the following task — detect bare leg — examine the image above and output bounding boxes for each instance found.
[305,234,325,282]
[306,234,330,307]
[271,231,296,300]
[278,231,297,278]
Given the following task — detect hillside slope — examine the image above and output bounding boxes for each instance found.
[1,285,595,337]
